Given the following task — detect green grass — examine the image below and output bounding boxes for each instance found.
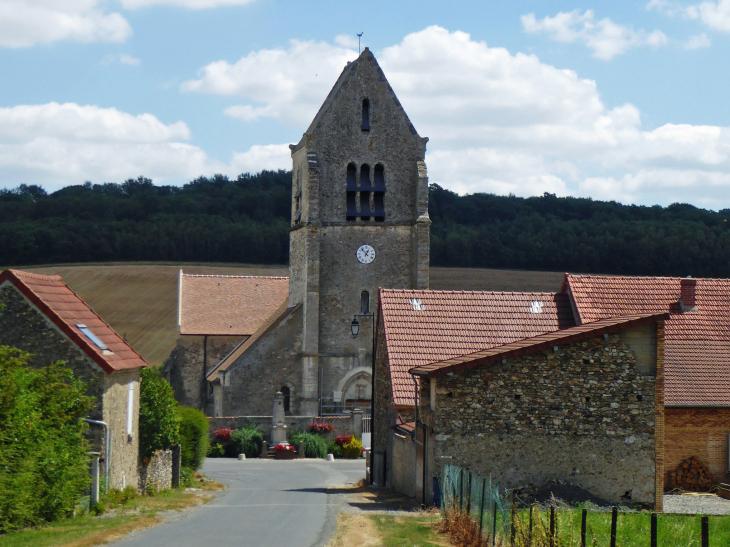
[369,514,444,547]
[509,507,730,547]
[0,514,145,547]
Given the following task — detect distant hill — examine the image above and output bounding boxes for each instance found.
[2,171,730,277]
[18,264,564,366]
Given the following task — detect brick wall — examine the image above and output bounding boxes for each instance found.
[664,407,730,487]
[422,330,657,504]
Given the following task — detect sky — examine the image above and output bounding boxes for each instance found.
[2,1,730,209]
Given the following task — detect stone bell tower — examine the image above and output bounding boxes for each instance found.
[288,48,430,415]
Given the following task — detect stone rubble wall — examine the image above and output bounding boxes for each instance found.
[138,449,172,493]
[424,330,657,504]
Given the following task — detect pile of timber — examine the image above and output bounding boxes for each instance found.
[667,456,715,491]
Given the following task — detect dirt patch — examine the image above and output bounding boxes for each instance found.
[512,480,611,508]
[327,514,381,547]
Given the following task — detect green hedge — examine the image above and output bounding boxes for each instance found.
[0,346,93,532]
[139,368,179,459]
[230,423,264,457]
[289,431,328,459]
[177,406,209,471]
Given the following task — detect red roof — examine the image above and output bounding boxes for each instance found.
[379,289,574,406]
[0,269,147,373]
[179,272,289,336]
[565,274,730,406]
[412,314,667,378]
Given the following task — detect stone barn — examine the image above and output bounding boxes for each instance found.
[165,271,288,416]
[0,269,147,490]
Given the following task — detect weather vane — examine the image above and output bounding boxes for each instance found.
[357,32,363,54]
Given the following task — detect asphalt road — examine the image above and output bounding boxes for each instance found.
[112,458,366,547]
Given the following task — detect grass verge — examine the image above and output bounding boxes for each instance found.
[328,513,448,547]
[0,476,224,547]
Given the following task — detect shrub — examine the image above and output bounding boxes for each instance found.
[230,423,264,457]
[327,441,342,459]
[341,437,363,459]
[308,421,334,434]
[177,406,209,471]
[0,346,94,532]
[334,433,353,447]
[139,368,180,459]
[207,443,225,457]
[289,431,328,459]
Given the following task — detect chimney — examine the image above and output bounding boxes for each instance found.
[680,276,697,312]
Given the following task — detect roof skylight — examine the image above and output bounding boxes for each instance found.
[410,298,426,311]
[76,324,109,351]
[529,301,543,314]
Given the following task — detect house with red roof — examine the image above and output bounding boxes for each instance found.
[164,271,289,415]
[374,275,730,510]
[0,269,148,490]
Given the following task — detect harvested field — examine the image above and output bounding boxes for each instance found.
[10,263,564,366]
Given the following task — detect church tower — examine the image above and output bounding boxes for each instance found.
[288,48,430,415]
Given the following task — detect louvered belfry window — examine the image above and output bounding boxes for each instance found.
[346,163,385,222]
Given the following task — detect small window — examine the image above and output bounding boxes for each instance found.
[362,98,370,131]
[281,386,291,413]
[76,324,108,351]
[361,291,370,314]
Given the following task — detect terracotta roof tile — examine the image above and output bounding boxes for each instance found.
[412,313,666,377]
[179,272,289,336]
[0,269,147,373]
[565,274,730,406]
[379,289,575,406]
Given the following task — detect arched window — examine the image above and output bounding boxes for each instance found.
[293,169,302,223]
[373,164,386,221]
[281,386,290,413]
[359,164,372,220]
[361,291,370,314]
[362,98,370,131]
[346,163,357,220]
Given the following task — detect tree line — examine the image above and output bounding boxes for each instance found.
[2,172,730,277]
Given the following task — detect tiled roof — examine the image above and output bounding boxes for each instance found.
[206,302,299,382]
[565,274,730,406]
[412,314,667,378]
[379,289,575,406]
[0,269,147,373]
[179,272,289,336]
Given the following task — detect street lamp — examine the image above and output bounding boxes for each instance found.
[350,312,376,485]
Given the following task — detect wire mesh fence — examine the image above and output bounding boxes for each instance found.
[440,463,513,544]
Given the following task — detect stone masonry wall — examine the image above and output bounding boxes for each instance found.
[0,284,104,417]
[424,331,657,504]
[138,449,172,492]
[664,408,730,487]
[219,305,303,416]
[103,369,140,491]
[166,335,244,415]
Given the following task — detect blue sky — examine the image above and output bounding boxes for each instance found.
[2,0,730,209]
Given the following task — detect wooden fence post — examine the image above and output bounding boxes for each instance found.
[549,506,555,547]
[492,497,498,547]
[510,502,516,545]
[581,508,587,547]
[467,472,472,515]
[460,469,464,510]
[651,512,657,547]
[479,477,486,540]
[701,516,709,547]
[529,505,534,546]
[610,507,617,547]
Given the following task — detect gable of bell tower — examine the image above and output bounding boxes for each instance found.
[287,47,430,415]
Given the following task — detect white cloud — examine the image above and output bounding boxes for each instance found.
[649,0,730,34]
[181,39,357,125]
[182,26,730,208]
[119,0,256,8]
[522,10,668,60]
[684,33,711,49]
[229,144,291,173]
[0,0,131,48]
[334,34,360,49]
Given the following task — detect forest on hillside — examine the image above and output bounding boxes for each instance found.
[2,171,730,277]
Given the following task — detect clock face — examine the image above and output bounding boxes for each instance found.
[356,244,375,264]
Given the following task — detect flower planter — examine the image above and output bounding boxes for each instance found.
[274,450,296,460]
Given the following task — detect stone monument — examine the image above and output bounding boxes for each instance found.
[270,391,288,447]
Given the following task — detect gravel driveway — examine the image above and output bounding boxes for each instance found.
[663,494,730,515]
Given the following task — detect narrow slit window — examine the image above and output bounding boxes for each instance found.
[361,291,370,314]
[346,163,358,220]
[127,382,134,436]
[281,386,291,413]
[362,98,370,131]
[359,164,371,220]
[373,164,386,221]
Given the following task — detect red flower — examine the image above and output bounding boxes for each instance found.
[214,428,233,442]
